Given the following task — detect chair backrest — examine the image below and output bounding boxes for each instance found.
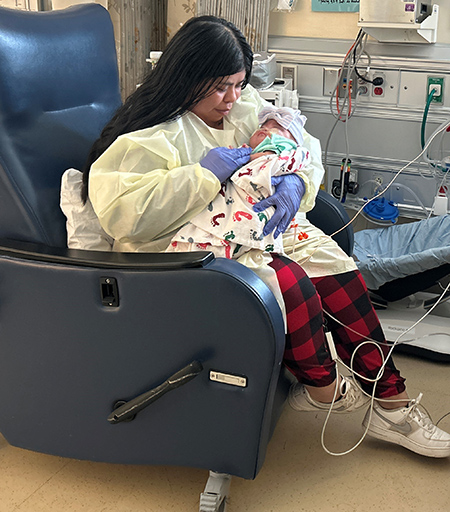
[0,4,121,247]
[306,189,354,256]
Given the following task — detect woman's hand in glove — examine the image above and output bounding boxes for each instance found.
[253,174,305,239]
[200,146,252,183]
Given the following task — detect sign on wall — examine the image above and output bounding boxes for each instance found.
[312,0,360,12]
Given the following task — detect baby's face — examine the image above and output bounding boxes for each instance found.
[249,119,295,149]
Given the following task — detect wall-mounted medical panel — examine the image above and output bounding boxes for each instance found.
[354,69,400,105]
[270,36,450,218]
[278,63,450,112]
[399,70,449,108]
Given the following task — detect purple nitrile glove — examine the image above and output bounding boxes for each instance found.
[253,174,305,239]
[200,146,252,183]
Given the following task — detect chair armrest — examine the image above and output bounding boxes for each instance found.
[0,238,214,269]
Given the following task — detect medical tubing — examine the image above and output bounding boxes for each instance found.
[324,49,450,241]
[437,127,447,167]
[353,50,374,85]
[331,30,364,120]
[384,182,428,217]
[320,343,383,457]
[436,411,450,427]
[325,48,360,169]
[326,44,447,243]
[422,94,449,175]
[342,32,365,120]
[300,121,450,275]
[320,364,373,457]
[298,138,450,456]
[319,278,450,456]
[298,62,448,454]
[314,46,450,455]
[324,278,450,359]
[421,89,436,150]
[326,277,450,391]
[323,116,340,172]
[356,179,384,197]
[321,345,398,456]
[323,312,392,348]
[336,101,352,203]
[423,121,449,178]
[344,113,350,192]
[324,31,367,191]
[327,120,450,242]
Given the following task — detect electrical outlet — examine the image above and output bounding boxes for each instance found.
[340,74,357,99]
[357,77,370,96]
[323,67,357,98]
[427,76,444,104]
[372,72,386,98]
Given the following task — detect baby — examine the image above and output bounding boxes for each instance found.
[166,107,311,259]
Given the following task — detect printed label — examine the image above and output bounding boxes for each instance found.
[385,324,415,338]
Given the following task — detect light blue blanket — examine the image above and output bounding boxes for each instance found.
[353,215,450,290]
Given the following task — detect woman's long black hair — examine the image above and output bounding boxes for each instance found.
[81,15,253,202]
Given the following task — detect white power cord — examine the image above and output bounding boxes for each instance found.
[324,30,449,227]
[294,34,450,456]
[328,119,450,242]
[324,31,367,174]
[294,118,450,271]
[319,278,450,456]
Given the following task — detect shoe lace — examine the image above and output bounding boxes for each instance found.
[406,393,436,433]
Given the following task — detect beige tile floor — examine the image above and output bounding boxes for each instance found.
[1,353,449,512]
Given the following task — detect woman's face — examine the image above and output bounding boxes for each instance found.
[190,70,246,128]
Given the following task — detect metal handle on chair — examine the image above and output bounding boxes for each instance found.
[107,360,203,424]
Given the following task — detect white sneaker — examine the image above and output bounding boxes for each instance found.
[362,393,450,458]
[288,375,370,413]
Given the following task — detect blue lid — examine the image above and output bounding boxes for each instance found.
[363,197,399,223]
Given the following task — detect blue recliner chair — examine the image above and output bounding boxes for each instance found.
[0,5,353,510]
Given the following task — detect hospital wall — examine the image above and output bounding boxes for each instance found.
[268,1,450,45]
[265,1,450,222]
[168,2,450,224]
[168,1,450,44]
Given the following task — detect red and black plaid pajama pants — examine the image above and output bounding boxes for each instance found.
[268,254,406,398]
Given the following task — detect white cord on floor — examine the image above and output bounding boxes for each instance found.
[318,279,450,456]
[291,34,450,454]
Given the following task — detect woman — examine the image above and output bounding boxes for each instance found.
[166,107,311,264]
[73,15,449,458]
